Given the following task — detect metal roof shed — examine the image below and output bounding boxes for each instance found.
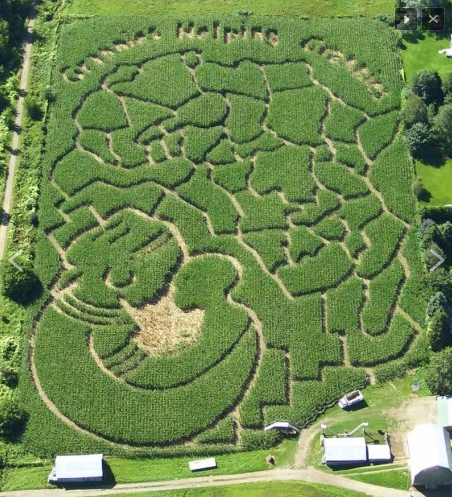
[407,423,452,489]
[437,396,452,432]
[323,437,367,466]
[367,444,391,463]
[264,421,299,432]
[48,454,104,483]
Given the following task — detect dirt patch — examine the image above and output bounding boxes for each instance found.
[267,30,279,47]
[114,43,129,52]
[385,395,437,460]
[122,290,204,356]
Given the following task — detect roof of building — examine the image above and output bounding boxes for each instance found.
[407,423,452,479]
[264,421,299,432]
[189,458,217,471]
[367,444,391,462]
[437,397,452,428]
[54,454,103,479]
[323,437,367,463]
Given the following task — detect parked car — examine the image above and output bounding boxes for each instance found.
[338,390,364,409]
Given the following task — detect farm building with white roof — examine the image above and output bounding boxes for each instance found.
[48,454,104,484]
[322,437,367,466]
[407,423,452,489]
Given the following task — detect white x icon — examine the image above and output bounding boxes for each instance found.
[429,14,440,24]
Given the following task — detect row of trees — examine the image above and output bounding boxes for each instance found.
[403,70,452,159]
[0,0,29,69]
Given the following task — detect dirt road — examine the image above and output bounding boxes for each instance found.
[0,467,430,497]
[0,12,35,261]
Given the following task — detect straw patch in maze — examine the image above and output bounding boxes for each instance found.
[29,16,424,451]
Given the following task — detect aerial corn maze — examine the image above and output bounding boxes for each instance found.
[25,16,426,454]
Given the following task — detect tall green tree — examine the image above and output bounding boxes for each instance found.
[412,70,443,106]
[442,73,452,103]
[433,103,452,154]
[402,93,428,128]
[426,347,452,395]
[428,309,451,352]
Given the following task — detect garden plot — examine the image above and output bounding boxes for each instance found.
[26,15,425,454]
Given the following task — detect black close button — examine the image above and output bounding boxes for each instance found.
[422,8,445,31]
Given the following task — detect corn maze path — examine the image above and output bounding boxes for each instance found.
[28,18,423,452]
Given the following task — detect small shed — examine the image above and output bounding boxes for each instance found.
[264,421,299,432]
[407,423,452,489]
[323,437,367,466]
[367,444,392,463]
[48,454,103,484]
[437,396,452,432]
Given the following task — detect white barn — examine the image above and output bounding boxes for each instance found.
[48,454,104,484]
[407,423,452,489]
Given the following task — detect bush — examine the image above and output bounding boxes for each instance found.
[442,73,452,100]
[421,222,443,251]
[1,259,41,304]
[441,221,452,245]
[427,291,450,319]
[402,92,428,128]
[419,205,452,224]
[433,103,452,154]
[423,267,452,303]
[426,347,452,395]
[413,177,429,201]
[0,364,18,388]
[0,398,27,440]
[411,70,443,106]
[428,309,450,352]
[24,96,43,121]
[405,122,432,157]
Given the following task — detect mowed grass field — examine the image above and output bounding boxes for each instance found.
[65,0,394,16]
[21,14,426,457]
[415,159,452,206]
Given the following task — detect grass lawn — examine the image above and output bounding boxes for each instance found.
[108,439,298,484]
[65,0,394,16]
[347,470,410,492]
[415,159,452,206]
[87,481,373,497]
[401,32,452,82]
[0,440,298,492]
